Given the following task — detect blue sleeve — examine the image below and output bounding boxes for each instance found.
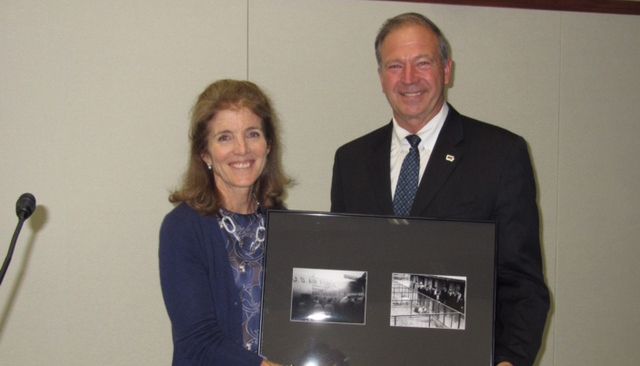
[159,206,263,366]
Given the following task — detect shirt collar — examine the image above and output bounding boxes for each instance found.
[392,103,449,151]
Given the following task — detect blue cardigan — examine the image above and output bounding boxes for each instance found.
[159,203,263,366]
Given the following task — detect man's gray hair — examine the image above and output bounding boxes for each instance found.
[374,12,451,67]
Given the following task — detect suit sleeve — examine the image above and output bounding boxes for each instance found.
[159,209,263,366]
[493,137,550,366]
[330,148,345,213]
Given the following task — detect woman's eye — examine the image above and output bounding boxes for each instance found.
[247,130,263,139]
[217,134,232,142]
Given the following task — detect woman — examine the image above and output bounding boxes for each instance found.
[160,79,289,366]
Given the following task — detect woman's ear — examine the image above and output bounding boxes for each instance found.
[200,152,212,168]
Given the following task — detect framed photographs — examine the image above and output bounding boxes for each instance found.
[259,211,496,365]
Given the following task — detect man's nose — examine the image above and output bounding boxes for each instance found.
[402,64,417,83]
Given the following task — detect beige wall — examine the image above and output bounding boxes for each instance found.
[1,0,638,365]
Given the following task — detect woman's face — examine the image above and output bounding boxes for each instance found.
[200,107,269,201]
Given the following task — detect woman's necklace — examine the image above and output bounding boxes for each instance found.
[218,207,265,255]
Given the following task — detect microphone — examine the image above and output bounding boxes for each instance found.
[16,193,36,220]
[0,193,37,286]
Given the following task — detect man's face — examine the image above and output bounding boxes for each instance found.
[378,24,452,132]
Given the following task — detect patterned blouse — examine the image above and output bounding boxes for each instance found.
[218,208,266,353]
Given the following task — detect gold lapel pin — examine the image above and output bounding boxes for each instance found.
[446,154,455,162]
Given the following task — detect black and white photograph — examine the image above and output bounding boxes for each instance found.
[291,267,367,325]
[390,273,467,330]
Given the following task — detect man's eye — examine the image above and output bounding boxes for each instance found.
[417,60,433,68]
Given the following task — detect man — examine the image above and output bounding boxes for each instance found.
[331,13,549,366]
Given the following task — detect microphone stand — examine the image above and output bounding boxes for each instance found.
[0,217,27,287]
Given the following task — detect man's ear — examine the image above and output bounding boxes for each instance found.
[444,59,454,87]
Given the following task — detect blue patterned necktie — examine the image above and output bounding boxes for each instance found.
[393,135,421,216]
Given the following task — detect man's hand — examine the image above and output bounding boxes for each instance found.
[261,360,283,366]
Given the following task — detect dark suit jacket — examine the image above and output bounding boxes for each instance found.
[331,105,550,365]
[159,203,263,366]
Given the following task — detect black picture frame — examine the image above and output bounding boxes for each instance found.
[259,210,496,365]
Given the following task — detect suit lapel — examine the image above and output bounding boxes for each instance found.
[369,123,394,215]
[411,106,465,216]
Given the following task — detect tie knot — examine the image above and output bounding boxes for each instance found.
[406,135,421,148]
